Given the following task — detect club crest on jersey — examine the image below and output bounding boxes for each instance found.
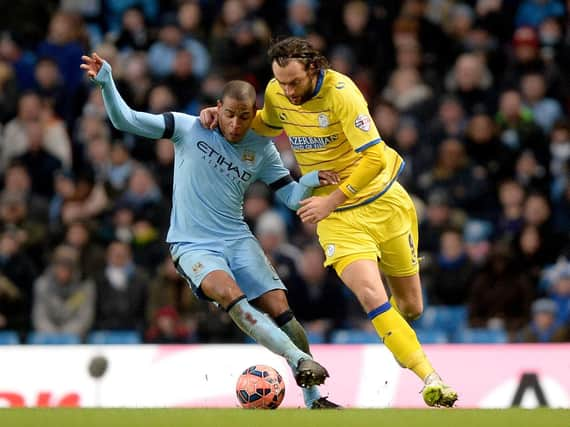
[354,114,371,132]
[318,113,329,128]
[192,262,204,274]
[326,244,335,257]
[242,150,256,163]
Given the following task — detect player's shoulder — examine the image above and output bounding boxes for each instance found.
[322,69,362,99]
[265,78,281,96]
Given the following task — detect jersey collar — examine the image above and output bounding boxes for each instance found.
[310,69,325,99]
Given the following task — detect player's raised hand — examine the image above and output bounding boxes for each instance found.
[80,52,104,79]
[318,170,340,186]
[199,106,219,130]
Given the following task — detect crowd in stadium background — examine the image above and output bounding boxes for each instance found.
[0,0,568,345]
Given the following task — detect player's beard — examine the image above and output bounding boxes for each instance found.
[288,78,317,105]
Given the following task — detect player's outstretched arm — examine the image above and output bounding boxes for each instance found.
[274,170,339,211]
[81,53,166,140]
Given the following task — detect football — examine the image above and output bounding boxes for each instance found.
[235,365,286,409]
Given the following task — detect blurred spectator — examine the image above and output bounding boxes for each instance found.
[427,95,467,145]
[496,89,548,165]
[146,255,198,325]
[115,6,153,52]
[514,150,549,193]
[382,67,434,119]
[148,14,209,79]
[15,121,62,198]
[274,0,318,38]
[255,209,302,285]
[515,0,564,29]
[540,259,570,325]
[104,0,159,35]
[243,181,271,230]
[418,190,461,254]
[445,53,495,116]
[61,220,106,280]
[31,245,95,337]
[520,72,563,133]
[423,228,476,305]
[162,49,199,111]
[151,138,174,199]
[393,117,434,193]
[0,230,36,334]
[286,244,347,338]
[93,240,149,333]
[0,60,18,123]
[469,241,535,331]
[516,298,568,342]
[145,305,195,343]
[115,165,163,226]
[465,113,514,185]
[372,100,400,144]
[463,219,493,267]
[496,179,526,240]
[418,137,490,215]
[0,190,47,262]
[36,11,86,93]
[2,163,48,221]
[59,169,109,226]
[513,224,553,287]
[1,91,42,167]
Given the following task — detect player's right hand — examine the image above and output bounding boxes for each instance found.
[318,170,340,186]
[80,53,104,79]
[199,107,219,130]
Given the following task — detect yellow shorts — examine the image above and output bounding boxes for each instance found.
[317,181,419,277]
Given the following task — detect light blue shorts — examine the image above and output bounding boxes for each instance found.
[170,236,286,302]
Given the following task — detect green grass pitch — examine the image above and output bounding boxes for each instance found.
[0,408,568,427]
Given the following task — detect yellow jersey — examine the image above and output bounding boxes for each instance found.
[252,69,404,210]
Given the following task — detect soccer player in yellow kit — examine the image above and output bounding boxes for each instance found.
[201,37,458,407]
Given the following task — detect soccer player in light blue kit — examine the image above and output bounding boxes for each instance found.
[81,53,339,408]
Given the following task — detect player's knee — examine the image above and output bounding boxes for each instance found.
[399,299,423,321]
[202,280,243,308]
[348,277,386,310]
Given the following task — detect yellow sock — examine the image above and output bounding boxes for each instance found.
[389,296,404,318]
[369,303,434,381]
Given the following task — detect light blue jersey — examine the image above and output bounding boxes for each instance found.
[94,61,321,297]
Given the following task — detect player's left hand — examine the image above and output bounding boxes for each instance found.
[297,196,336,224]
[318,170,340,186]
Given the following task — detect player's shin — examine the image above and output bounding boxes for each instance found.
[227,298,310,367]
[277,313,322,407]
[368,302,434,381]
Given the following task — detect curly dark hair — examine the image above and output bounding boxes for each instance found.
[267,37,329,71]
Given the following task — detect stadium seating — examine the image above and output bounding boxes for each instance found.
[87,330,142,345]
[0,330,20,345]
[27,332,81,345]
[330,329,379,344]
[414,328,449,344]
[452,328,508,344]
[413,305,468,337]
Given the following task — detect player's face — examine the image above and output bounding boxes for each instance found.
[217,97,255,143]
[272,60,317,105]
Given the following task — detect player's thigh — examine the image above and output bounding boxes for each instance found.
[228,237,287,301]
[340,259,389,313]
[251,289,290,319]
[173,247,238,303]
[316,210,379,274]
